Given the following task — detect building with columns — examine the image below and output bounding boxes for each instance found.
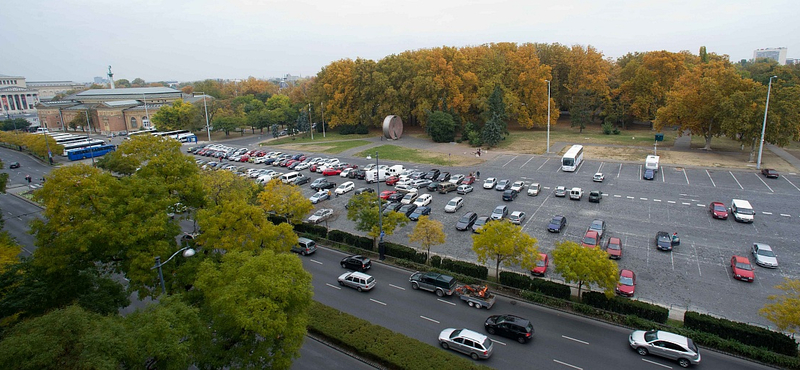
[0,74,40,117]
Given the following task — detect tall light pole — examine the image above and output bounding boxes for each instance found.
[152,246,196,295]
[195,92,211,142]
[84,109,95,166]
[309,103,313,140]
[375,151,384,260]
[545,79,551,154]
[757,76,777,170]
[321,102,326,138]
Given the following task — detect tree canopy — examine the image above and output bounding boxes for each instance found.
[471,220,538,280]
[408,215,446,263]
[551,241,618,297]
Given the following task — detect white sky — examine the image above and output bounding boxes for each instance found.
[1,0,797,83]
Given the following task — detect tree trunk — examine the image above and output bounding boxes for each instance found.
[703,120,713,150]
[577,280,583,299]
[748,137,757,163]
[495,259,501,281]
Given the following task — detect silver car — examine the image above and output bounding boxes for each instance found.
[307,208,334,224]
[337,271,376,292]
[752,243,778,268]
[629,330,700,368]
[438,328,494,360]
[490,205,508,220]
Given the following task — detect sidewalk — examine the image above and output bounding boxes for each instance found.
[766,144,800,172]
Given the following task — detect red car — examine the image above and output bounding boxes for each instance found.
[323,167,343,176]
[616,269,636,297]
[709,201,728,220]
[284,159,297,167]
[530,253,548,276]
[380,190,396,200]
[605,237,622,259]
[239,155,250,162]
[462,176,476,185]
[731,255,754,282]
[581,230,600,248]
[385,176,399,186]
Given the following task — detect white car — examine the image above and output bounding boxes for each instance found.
[395,184,419,194]
[335,181,355,195]
[252,156,268,164]
[294,162,311,171]
[444,197,464,213]
[483,178,497,189]
[308,208,334,223]
[397,178,413,186]
[457,184,473,194]
[593,173,605,182]
[414,193,433,207]
[509,211,526,225]
[401,192,419,205]
[527,183,541,196]
[752,243,778,268]
[340,168,353,178]
[449,174,465,184]
[510,181,525,192]
[569,187,583,200]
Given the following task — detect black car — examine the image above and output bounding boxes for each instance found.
[547,215,567,233]
[426,181,440,192]
[484,314,535,344]
[655,231,677,251]
[310,178,336,190]
[9,162,20,169]
[398,203,418,217]
[502,189,518,201]
[456,212,478,231]
[409,206,431,221]
[354,187,375,195]
[425,169,440,180]
[588,190,602,203]
[387,192,405,202]
[761,168,779,178]
[643,169,655,180]
[436,172,451,182]
[293,175,310,185]
[341,255,372,271]
[382,202,403,215]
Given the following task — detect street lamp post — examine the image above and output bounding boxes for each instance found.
[84,109,95,166]
[545,79,551,154]
[195,92,212,142]
[757,76,777,170]
[309,103,313,140]
[375,152,384,260]
[152,246,196,295]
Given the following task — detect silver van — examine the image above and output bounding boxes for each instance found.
[292,237,317,256]
[279,171,301,184]
[730,199,754,223]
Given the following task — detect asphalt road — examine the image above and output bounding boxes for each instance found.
[302,246,772,370]
[193,140,800,328]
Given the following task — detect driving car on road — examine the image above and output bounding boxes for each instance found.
[731,255,755,282]
[337,271,376,292]
[307,208,333,224]
[508,211,526,225]
[456,212,478,231]
[752,243,778,268]
[616,269,636,297]
[457,184,473,194]
[629,330,701,368]
[761,168,779,178]
[531,253,548,276]
[593,172,605,182]
[547,215,567,233]
[438,328,494,360]
[484,314,534,344]
[606,237,622,259]
[554,186,567,197]
[9,162,20,169]
[709,201,728,219]
[483,178,497,189]
[341,255,372,271]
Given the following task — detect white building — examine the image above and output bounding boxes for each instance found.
[753,47,788,65]
[0,74,40,116]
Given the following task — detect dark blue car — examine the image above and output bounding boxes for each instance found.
[643,169,655,180]
[547,215,567,233]
[409,206,431,221]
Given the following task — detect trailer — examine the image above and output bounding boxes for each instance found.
[455,284,496,309]
[645,155,660,173]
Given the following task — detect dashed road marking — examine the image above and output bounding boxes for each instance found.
[554,359,583,370]
[561,335,589,345]
[437,299,456,306]
[641,358,672,368]
[682,202,690,205]
[326,283,341,290]
[781,214,791,217]
[614,194,622,198]
[370,298,387,306]
[640,197,648,201]
[730,171,744,189]
[420,315,440,324]
[389,284,406,290]
[696,204,704,207]
[490,339,507,346]
[763,212,773,215]
[627,196,634,199]
[654,199,661,202]
[667,200,676,204]
[310,259,323,264]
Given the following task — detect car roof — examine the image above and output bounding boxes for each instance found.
[733,255,750,263]
[348,271,372,279]
[585,230,599,236]
[754,243,772,251]
[653,331,690,347]
[511,211,524,216]
[457,328,489,342]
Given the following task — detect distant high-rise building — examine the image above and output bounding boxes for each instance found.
[753,47,788,65]
[94,76,107,84]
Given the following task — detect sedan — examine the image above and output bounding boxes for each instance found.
[484,315,534,344]
[752,243,778,268]
[605,237,622,259]
[655,231,676,251]
[385,176,400,186]
[547,215,567,233]
[554,186,567,197]
[616,269,636,297]
[593,172,605,182]
[456,184,474,194]
[408,206,431,221]
[340,168,353,178]
[731,255,755,282]
[461,175,476,185]
[761,168,779,178]
[380,190,396,200]
[490,205,508,220]
[495,179,511,191]
[510,181,525,192]
[709,202,729,219]
[531,253,548,276]
[341,255,372,271]
[413,193,433,207]
[502,189,518,201]
[588,219,606,239]
[310,179,336,190]
[426,181,440,192]
[483,178,497,189]
[472,216,490,233]
[508,211,526,225]
[307,208,333,224]
[9,162,20,169]
[643,168,655,180]
[398,203,418,217]
[382,202,403,215]
[309,191,330,204]
[456,212,478,231]
[411,179,432,189]
[387,192,405,202]
[295,162,311,171]
[449,174,465,184]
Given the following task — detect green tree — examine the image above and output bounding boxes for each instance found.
[471,220,538,280]
[551,241,619,298]
[257,179,313,224]
[194,250,313,369]
[408,215,445,263]
[346,192,408,248]
[0,118,31,131]
[69,112,87,131]
[760,278,800,334]
[481,115,504,147]
[116,78,132,88]
[569,89,593,132]
[131,77,146,86]
[426,111,456,143]
[150,99,198,131]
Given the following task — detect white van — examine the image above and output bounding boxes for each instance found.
[387,165,406,177]
[730,199,754,223]
[279,171,301,184]
[645,155,660,172]
[365,169,388,184]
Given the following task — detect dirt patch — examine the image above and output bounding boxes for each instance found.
[586,146,795,171]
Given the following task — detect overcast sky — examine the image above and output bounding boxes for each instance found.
[2,0,797,83]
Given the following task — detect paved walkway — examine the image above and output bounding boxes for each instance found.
[766,144,800,172]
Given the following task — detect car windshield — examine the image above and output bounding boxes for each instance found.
[738,208,754,215]
[459,214,473,222]
[494,207,504,213]
[551,217,561,224]
[736,262,753,270]
[448,200,457,206]
[757,248,775,257]
[620,276,634,286]
[475,218,487,226]
[583,235,596,245]
[608,242,620,250]
[450,329,462,339]
[713,204,726,212]
[314,210,326,216]
[657,234,671,242]
[536,259,546,267]
[644,331,658,342]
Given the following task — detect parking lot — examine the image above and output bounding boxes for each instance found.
[193,146,800,327]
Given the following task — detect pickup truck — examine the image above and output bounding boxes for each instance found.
[409,271,457,297]
[455,284,496,309]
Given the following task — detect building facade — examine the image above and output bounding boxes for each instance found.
[753,47,788,65]
[0,74,41,117]
[27,80,87,100]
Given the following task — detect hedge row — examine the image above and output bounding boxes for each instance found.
[338,124,370,135]
[684,311,797,357]
[582,291,669,324]
[499,271,571,300]
[308,302,491,370]
[293,222,327,238]
[440,258,488,280]
[383,242,427,264]
[327,230,374,251]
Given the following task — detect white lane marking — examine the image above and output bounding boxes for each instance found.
[696,204,704,207]
[326,283,342,290]
[614,194,622,198]
[783,176,800,192]
[642,358,672,368]
[553,359,583,370]
[654,199,661,202]
[502,156,518,167]
[763,211,773,215]
[638,164,642,180]
[537,158,550,171]
[692,242,702,276]
[755,173,774,192]
[667,200,676,204]
[310,259,323,264]
[437,298,456,306]
[490,339,507,346]
[627,196,634,199]
[561,335,589,345]
[730,171,743,189]
[706,170,716,187]
[389,284,406,290]
[597,162,604,173]
[617,164,622,178]
[781,214,791,217]
[661,168,665,182]
[671,252,675,270]
[682,168,689,185]
[520,157,534,169]
[370,298,387,306]
[640,197,648,201]
[420,315,440,324]
[681,202,690,205]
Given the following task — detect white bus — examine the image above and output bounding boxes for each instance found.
[127,128,157,139]
[561,145,584,172]
[60,139,106,156]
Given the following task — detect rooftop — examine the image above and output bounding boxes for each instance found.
[76,87,180,96]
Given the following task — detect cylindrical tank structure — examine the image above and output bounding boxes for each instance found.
[382,115,403,140]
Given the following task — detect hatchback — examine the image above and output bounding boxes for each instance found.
[457,184,473,194]
[531,253,548,276]
[444,197,464,213]
[752,243,778,268]
[472,216,490,233]
[547,215,567,233]
[502,189,518,201]
[409,206,431,221]
[731,255,754,282]
[341,255,372,271]
[490,205,508,220]
[9,162,20,169]
[495,179,510,191]
[616,269,636,297]
[605,237,622,259]
[456,212,478,231]
[438,328,494,360]
[629,330,701,368]
[337,271,376,292]
[708,202,728,219]
[508,211,526,225]
[527,183,541,196]
[554,186,567,197]
[483,178,497,189]
[484,314,535,344]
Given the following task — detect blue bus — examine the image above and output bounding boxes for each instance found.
[67,144,116,161]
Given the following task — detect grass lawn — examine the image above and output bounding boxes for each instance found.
[267,131,378,145]
[355,145,457,166]
[269,140,372,154]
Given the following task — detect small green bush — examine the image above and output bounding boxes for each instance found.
[355,125,369,135]
[295,223,327,238]
[327,230,349,244]
[338,125,356,135]
[383,242,426,263]
[499,271,533,290]
[601,122,614,135]
[430,255,442,268]
[612,128,620,135]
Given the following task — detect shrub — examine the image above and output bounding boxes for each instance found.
[440,258,488,280]
[581,291,669,323]
[530,278,572,300]
[612,128,620,135]
[295,223,327,238]
[355,125,369,135]
[601,121,614,135]
[427,111,456,143]
[430,255,442,268]
[327,230,349,244]
[684,311,797,356]
[383,242,426,263]
[499,271,533,291]
[338,125,356,135]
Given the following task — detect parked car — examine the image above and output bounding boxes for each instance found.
[425,169,441,180]
[502,189,518,201]
[643,168,655,180]
[382,202,403,215]
[444,197,464,213]
[438,328,494,360]
[495,179,511,191]
[483,178,497,189]
[752,243,778,268]
[293,175,310,185]
[411,179,432,189]
[398,203,418,217]
[531,253,548,276]
[461,175,476,185]
[310,178,336,190]
[510,181,525,192]
[354,187,375,196]
[334,181,355,195]
[593,172,605,182]
[708,201,728,219]
[341,255,372,271]
[307,208,333,223]
[387,192,405,202]
[380,190,396,200]
[731,255,755,282]
[569,187,583,200]
[456,212,478,231]
[310,190,330,204]
[629,330,701,368]
[616,269,636,297]
[581,230,600,248]
[449,174,465,184]
[395,184,418,194]
[338,271,376,292]
[472,216,490,233]
[554,186,567,197]
[547,215,567,233]
[508,211,526,225]
[588,190,603,203]
[426,181,440,192]
[401,192,420,205]
[588,219,606,239]
[457,184,474,194]
[655,231,677,251]
[761,168,779,178]
[490,205,508,220]
[484,314,534,344]
[385,176,400,186]
[409,206,431,221]
[527,183,541,196]
[414,193,433,207]
[435,172,451,182]
[606,237,622,259]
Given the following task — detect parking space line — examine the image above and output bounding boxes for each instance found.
[671,252,675,270]
[502,156,518,168]
[667,200,676,204]
[730,172,743,189]
[755,173,774,192]
[682,168,689,185]
[781,214,791,217]
[617,164,622,178]
[691,243,702,276]
[706,170,716,187]
[490,338,507,345]
[537,158,550,171]
[597,162,604,173]
[638,165,642,180]
[783,176,800,192]
[661,168,665,182]
[520,156,534,169]
[310,259,323,264]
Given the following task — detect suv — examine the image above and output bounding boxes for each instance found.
[409,271,457,297]
[337,271,376,292]
[484,314,535,343]
[291,237,317,255]
[629,330,701,368]
[341,255,372,271]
